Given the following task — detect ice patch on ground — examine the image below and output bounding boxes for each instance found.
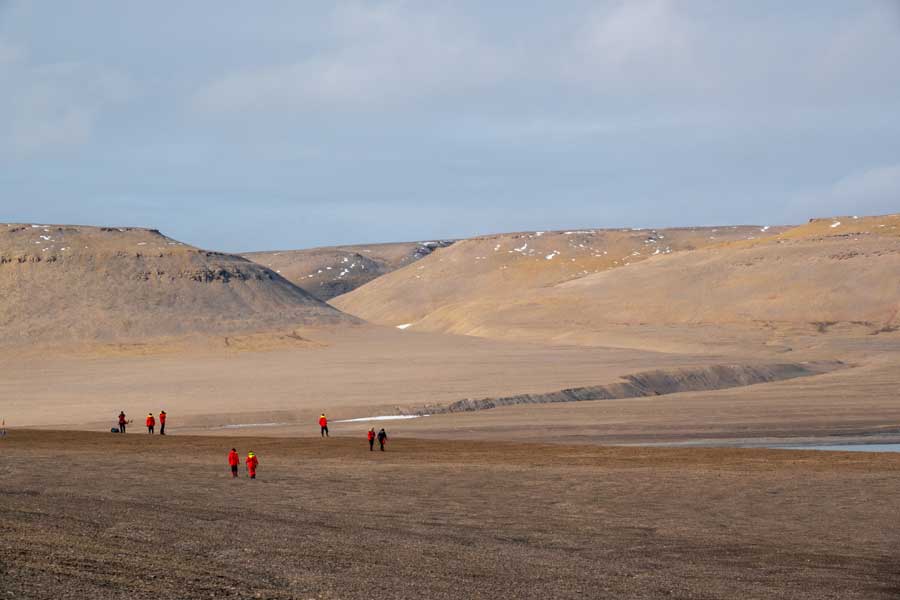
[335,415,425,423]
[216,422,287,429]
[831,221,841,228]
[396,323,412,330]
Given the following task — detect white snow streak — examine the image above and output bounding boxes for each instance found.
[335,415,424,423]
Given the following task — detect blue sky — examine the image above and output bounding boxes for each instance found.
[1,1,898,252]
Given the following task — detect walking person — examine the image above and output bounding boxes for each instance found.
[146,413,155,434]
[159,411,167,435]
[319,413,329,438]
[228,448,240,478]
[118,411,127,434]
[377,428,388,451]
[367,427,375,451]
[246,451,259,479]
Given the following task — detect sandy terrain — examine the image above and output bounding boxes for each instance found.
[2,431,899,599]
[0,326,728,432]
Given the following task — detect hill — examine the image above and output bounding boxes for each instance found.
[331,216,900,349]
[242,240,453,300]
[0,224,354,347]
[331,224,787,329]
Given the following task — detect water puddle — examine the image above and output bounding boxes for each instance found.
[772,443,900,453]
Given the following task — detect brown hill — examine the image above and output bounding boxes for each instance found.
[331,216,900,350]
[0,224,354,347]
[242,240,453,300]
[331,224,788,328]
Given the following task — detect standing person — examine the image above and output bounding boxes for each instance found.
[319,413,329,438]
[228,448,240,478]
[159,411,167,435]
[367,428,375,451]
[146,413,155,434]
[377,428,388,451]
[246,451,259,479]
[118,411,127,434]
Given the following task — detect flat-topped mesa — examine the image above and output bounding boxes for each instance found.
[0,224,356,348]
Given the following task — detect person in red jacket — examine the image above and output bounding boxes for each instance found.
[117,411,127,434]
[146,413,155,434]
[367,427,375,451]
[319,413,328,438]
[158,411,167,435]
[246,451,259,479]
[228,448,240,478]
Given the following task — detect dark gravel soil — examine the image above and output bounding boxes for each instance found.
[2,430,899,599]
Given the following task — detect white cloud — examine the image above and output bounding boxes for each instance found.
[0,38,135,157]
[830,164,900,207]
[788,164,900,220]
[0,39,23,65]
[192,2,511,113]
[569,0,698,89]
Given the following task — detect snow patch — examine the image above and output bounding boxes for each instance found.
[335,415,424,423]
[830,221,841,228]
[396,323,412,330]
[216,422,287,429]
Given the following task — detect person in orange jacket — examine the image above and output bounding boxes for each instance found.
[158,410,167,435]
[228,448,240,478]
[319,413,329,438]
[146,413,155,434]
[246,451,259,479]
[367,427,375,451]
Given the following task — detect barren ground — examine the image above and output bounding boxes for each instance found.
[2,430,899,599]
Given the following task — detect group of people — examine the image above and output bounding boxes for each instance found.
[319,413,388,450]
[113,411,392,481]
[115,411,166,435]
[228,448,258,478]
[368,427,388,451]
[225,417,390,480]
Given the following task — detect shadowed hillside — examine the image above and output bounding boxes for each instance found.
[0,224,355,347]
[243,240,453,300]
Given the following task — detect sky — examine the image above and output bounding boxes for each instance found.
[1,1,899,252]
